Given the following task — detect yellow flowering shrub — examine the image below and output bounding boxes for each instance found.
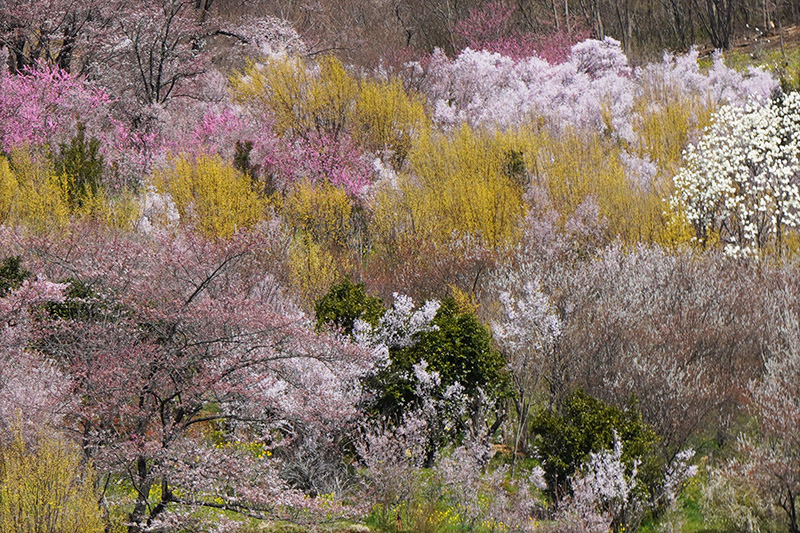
[0,151,71,230]
[372,124,526,251]
[522,127,684,246]
[353,78,429,165]
[153,154,267,238]
[232,55,358,139]
[0,151,137,231]
[288,233,340,305]
[0,429,104,533]
[283,178,353,249]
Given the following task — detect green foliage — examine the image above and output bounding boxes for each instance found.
[315,278,384,334]
[54,123,105,208]
[531,389,661,500]
[45,278,105,321]
[0,256,31,297]
[502,148,528,187]
[376,297,509,417]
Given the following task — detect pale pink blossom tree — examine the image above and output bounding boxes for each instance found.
[5,223,376,531]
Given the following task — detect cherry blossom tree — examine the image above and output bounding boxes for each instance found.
[493,277,562,476]
[5,223,375,531]
[0,253,72,443]
[94,0,214,125]
[420,37,775,142]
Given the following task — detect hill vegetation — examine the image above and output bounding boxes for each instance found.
[1,1,800,531]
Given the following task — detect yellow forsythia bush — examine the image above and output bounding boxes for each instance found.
[232,55,358,139]
[0,152,70,230]
[0,157,17,224]
[288,233,340,305]
[0,152,137,231]
[352,77,428,166]
[233,55,428,167]
[153,154,267,238]
[372,124,526,251]
[519,127,677,245]
[633,80,717,173]
[0,430,105,533]
[283,178,353,249]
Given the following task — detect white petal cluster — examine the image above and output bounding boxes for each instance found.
[581,432,638,504]
[353,293,440,351]
[672,93,800,256]
[137,185,180,234]
[421,38,776,144]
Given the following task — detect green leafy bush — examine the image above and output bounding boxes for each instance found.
[54,123,104,208]
[0,256,31,297]
[315,278,385,334]
[531,389,661,501]
[374,297,509,421]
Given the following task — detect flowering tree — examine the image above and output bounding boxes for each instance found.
[733,311,800,533]
[436,434,545,532]
[96,0,213,121]
[0,0,109,73]
[420,37,775,142]
[453,1,538,60]
[5,223,375,530]
[0,62,159,188]
[672,92,800,257]
[356,413,429,527]
[493,279,562,476]
[0,63,110,152]
[0,254,72,442]
[355,294,507,441]
[551,433,638,533]
[452,1,590,63]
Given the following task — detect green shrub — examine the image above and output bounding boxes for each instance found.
[0,256,31,297]
[315,278,385,334]
[374,297,509,420]
[54,123,104,208]
[531,389,661,501]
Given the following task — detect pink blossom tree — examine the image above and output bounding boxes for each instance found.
[5,223,375,531]
[453,1,588,63]
[0,62,159,188]
[0,252,72,443]
[0,63,110,152]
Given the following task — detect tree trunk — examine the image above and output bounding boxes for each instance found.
[552,0,561,30]
[510,395,527,479]
[128,456,152,533]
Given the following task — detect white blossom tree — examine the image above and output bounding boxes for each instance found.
[672,92,800,257]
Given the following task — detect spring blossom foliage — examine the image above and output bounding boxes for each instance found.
[673,92,800,256]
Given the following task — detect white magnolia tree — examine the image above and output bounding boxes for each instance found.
[672,92,800,257]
